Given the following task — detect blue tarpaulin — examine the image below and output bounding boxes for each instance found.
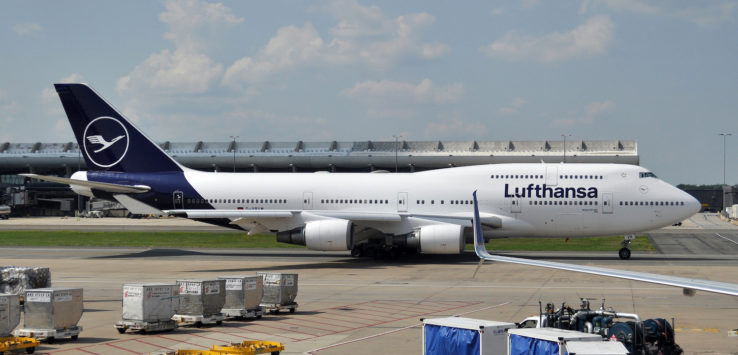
[509,334,561,355]
[424,324,480,355]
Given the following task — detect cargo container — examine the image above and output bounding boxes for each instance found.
[0,266,51,296]
[564,341,628,354]
[116,283,179,333]
[507,328,603,355]
[257,273,298,313]
[14,288,83,342]
[422,317,514,355]
[173,280,226,327]
[0,294,20,336]
[219,276,264,319]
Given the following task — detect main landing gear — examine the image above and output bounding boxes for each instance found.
[619,234,635,260]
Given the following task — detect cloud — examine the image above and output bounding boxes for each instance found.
[498,97,527,115]
[12,23,41,36]
[480,15,614,62]
[424,115,487,139]
[552,100,615,127]
[341,79,464,104]
[118,0,241,95]
[491,8,504,16]
[223,0,448,85]
[585,0,737,26]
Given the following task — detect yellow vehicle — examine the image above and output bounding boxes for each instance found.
[157,340,284,355]
[0,337,40,354]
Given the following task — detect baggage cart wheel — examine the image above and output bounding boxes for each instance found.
[71,335,79,340]
[195,321,203,328]
[117,327,126,334]
[257,315,263,319]
[140,329,147,334]
[271,352,280,355]
[216,320,223,325]
[290,307,296,314]
[26,348,36,354]
[47,337,55,344]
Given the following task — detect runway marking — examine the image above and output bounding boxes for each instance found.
[714,233,738,246]
[303,301,511,354]
[103,342,141,354]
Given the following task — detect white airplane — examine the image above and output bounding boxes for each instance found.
[470,191,738,296]
[23,83,701,261]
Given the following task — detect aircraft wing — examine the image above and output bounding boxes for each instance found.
[20,173,150,193]
[471,191,738,297]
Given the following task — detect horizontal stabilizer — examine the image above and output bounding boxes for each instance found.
[20,173,150,193]
[113,194,164,215]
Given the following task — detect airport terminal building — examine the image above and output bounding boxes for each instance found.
[0,139,638,216]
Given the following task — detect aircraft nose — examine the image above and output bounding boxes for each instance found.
[686,193,701,214]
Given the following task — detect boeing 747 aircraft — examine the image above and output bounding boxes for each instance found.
[23,84,700,261]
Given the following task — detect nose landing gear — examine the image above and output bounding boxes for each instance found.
[619,234,635,260]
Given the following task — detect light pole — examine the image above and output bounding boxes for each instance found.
[720,133,731,185]
[229,135,239,172]
[561,134,571,163]
[392,135,402,173]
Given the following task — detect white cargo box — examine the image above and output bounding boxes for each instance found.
[508,328,602,355]
[565,341,628,355]
[121,283,180,322]
[176,279,225,316]
[23,288,83,330]
[423,317,514,355]
[257,272,298,306]
[0,293,21,336]
[219,275,263,311]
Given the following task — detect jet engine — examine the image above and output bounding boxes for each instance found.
[411,224,465,254]
[276,219,353,251]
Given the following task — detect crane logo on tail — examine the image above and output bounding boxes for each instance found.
[83,116,129,168]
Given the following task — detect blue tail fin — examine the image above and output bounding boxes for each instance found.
[54,83,183,173]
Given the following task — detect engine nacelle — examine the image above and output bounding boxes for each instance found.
[414,224,464,254]
[277,220,353,251]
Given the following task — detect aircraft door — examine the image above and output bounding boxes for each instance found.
[397,192,408,212]
[303,192,313,210]
[173,190,184,209]
[546,166,558,186]
[602,192,613,214]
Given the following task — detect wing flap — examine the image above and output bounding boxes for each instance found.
[167,209,294,219]
[471,191,738,297]
[20,173,150,194]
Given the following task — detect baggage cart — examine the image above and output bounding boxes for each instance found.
[116,283,179,333]
[0,336,40,354]
[13,326,82,344]
[171,313,224,328]
[260,302,297,315]
[219,276,264,320]
[114,319,177,334]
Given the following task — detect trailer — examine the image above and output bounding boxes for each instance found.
[171,313,224,328]
[114,319,177,334]
[221,307,264,319]
[260,302,297,315]
[152,340,284,355]
[13,326,82,344]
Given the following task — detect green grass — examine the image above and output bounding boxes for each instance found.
[466,235,655,252]
[0,230,655,252]
[0,230,304,248]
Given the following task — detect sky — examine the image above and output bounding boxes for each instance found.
[1,0,737,185]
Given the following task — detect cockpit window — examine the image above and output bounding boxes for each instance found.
[639,172,657,178]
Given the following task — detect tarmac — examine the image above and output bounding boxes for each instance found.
[0,213,737,354]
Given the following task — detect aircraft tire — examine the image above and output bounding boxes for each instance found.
[618,248,631,260]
